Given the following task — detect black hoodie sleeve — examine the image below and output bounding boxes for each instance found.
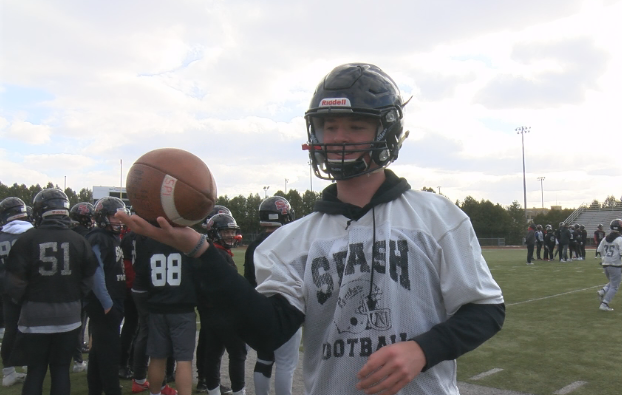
[411,302,505,371]
[195,244,305,352]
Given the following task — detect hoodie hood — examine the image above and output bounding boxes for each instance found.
[1,220,33,234]
[606,232,621,243]
[38,216,73,230]
[313,169,411,220]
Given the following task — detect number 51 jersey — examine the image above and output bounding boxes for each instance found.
[132,234,197,314]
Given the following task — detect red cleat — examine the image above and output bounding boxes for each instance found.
[160,384,178,395]
[132,379,150,393]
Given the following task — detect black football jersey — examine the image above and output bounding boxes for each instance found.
[86,228,126,301]
[5,226,98,303]
[133,235,197,314]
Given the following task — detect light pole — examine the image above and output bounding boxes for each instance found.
[263,186,270,198]
[537,176,545,209]
[516,126,530,221]
[285,178,289,194]
[437,186,441,195]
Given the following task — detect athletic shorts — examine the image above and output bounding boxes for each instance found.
[14,328,79,366]
[147,312,196,361]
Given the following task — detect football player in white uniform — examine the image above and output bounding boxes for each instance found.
[596,219,622,311]
[117,63,505,395]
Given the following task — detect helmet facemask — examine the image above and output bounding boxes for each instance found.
[306,109,405,181]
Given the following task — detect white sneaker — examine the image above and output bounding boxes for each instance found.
[560,259,566,262]
[526,262,533,265]
[599,303,614,311]
[73,361,88,373]
[2,371,26,387]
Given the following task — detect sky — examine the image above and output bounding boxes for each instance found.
[1,0,621,210]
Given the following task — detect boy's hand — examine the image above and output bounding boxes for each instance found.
[115,211,208,257]
[356,341,426,395]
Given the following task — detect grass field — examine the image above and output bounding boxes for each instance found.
[2,247,621,394]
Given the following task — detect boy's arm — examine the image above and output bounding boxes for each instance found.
[91,244,113,312]
[115,212,304,351]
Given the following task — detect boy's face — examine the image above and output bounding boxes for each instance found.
[220,229,237,246]
[107,215,125,234]
[320,116,378,161]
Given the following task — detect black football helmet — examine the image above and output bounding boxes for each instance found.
[94,197,128,234]
[206,213,242,249]
[32,189,70,226]
[611,219,622,232]
[259,196,295,227]
[0,197,28,226]
[598,224,604,230]
[70,202,95,229]
[202,205,231,229]
[303,63,409,180]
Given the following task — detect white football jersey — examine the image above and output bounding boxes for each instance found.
[598,235,622,267]
[254,190,503,394]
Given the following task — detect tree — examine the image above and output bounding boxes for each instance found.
[78,188,93,203]
[603,195,618,208]
[301,190,321,217]
[532,208,574,229]
[506,201,525,245]
[421,186,436,193]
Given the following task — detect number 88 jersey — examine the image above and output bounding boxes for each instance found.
[132,235,197,314]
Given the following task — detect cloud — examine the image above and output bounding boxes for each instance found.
[2,120,52,144]
[474,37,609,108]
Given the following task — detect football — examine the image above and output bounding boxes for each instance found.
[126,148,217,226]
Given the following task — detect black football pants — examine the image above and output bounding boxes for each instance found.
[86,301,123,395]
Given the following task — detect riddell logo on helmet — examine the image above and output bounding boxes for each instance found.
[320,98,351,107]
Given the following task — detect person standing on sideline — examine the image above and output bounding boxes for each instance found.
[116,63,505,395]
[244,197,301,395]
[596,219,622,311]
[535,225,544,260]
[525,224,536,265]
[577,224,587,260]
[594,224,606,258]
[4,189,98,394]
[0,197,33,387]
[543,225,556,261]
[559,223,571,262]
[85,197,128,395]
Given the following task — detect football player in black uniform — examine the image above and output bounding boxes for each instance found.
[245,197,300,395]
[4,189,98,394]
[85,197,128,395]
[0,197,33,387]
[196,214,245,395]
[544,225,556,261]
[69,201,95,372]
[133,227,198,395]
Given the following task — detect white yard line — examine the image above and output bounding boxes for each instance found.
[553,381,588,394]
[469,368,504,380]
[507,286,601,307]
